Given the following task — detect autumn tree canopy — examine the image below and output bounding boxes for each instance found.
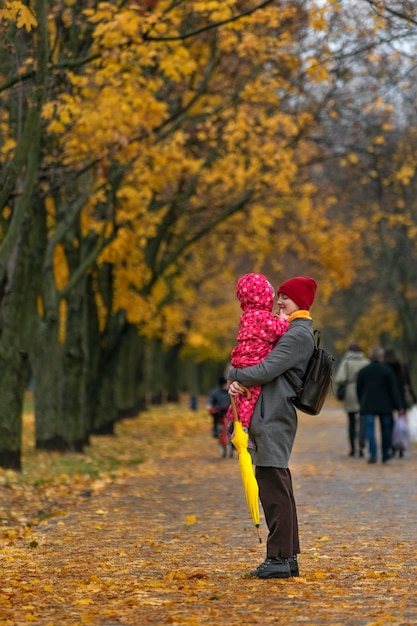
[1,0,417,468]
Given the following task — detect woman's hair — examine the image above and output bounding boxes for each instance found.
[348,342,362,352]
[384,347,401,365]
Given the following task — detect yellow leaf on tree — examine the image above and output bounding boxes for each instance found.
[0,1,37,31]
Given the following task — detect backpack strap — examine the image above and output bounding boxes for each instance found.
[284,329,318,393]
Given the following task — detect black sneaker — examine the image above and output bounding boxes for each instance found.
[250,557,291,579]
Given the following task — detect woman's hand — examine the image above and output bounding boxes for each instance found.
[228,381,246,396]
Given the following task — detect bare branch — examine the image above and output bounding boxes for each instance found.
[364,0,417,27]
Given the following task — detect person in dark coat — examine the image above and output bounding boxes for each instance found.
[228,276,317,580]
[384,348,416,409]
[384,347,416,457]
[206,376,231,438]
[356,346,405,464]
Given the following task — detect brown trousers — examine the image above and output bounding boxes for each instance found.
[255,466,300,559]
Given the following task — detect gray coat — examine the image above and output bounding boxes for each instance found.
[227,318,314,468]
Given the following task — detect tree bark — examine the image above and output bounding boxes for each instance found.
[0,227,34,469]
[115,324,146,418]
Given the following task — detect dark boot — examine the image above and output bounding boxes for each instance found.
[288,556,300,577]
[250,557,291,579]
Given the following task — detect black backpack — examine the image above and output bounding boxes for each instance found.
[285,330,334,415]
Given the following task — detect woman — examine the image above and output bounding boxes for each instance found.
[334,342,370,457]
[384,348,416,410]
[228,275,317,579]
[384,347,415,458]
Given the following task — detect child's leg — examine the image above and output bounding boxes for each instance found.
[238,386,262,429]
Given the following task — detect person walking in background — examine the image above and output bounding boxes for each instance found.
[384,347,416,457]
[206,376,231,439]
[384,348,416,410]
[356,347,405,464]
[225,273,289,449]
[228,276,317,579]
[334,342,370,458]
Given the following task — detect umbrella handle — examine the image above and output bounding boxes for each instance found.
[230,386,252,423]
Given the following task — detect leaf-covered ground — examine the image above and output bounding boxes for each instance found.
[1,396,417,625]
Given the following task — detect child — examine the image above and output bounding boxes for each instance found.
[226,273,289,447]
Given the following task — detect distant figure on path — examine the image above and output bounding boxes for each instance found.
[206,376,231,439]
[384,347,416,458]
[384,347,416,410]
[356,347,404,464]
[334,342,369,457]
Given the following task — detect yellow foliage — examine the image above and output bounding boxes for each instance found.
[306,60,330,83]
[374,135,385,145]
[0,1,37,31]
[53,244,69,291]
[396,165,415,185]
[59,300,67,344]
[0,137,16,159]
[350,295,401,353]
[20,0,384,359]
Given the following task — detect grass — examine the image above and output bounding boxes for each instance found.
[3,391,207,489]
[0,391,209,533]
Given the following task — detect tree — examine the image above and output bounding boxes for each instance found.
[0,0,48,468]
[1,0,330,466]
[296,0,417,375]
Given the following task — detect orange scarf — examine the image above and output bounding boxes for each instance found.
[288,310,312,323]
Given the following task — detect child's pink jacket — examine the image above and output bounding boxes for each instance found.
[227,273,289,429]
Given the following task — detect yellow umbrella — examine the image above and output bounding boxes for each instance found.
[230,390,262,543]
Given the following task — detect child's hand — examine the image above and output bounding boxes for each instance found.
[277,308,289,321]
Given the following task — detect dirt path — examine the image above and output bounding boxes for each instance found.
[1,402,417,625]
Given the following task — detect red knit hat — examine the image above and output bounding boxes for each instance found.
[277,276,317,310]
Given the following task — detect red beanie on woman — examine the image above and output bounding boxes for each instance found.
[277,276,317,310]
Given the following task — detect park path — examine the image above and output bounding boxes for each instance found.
[1,400,417,625]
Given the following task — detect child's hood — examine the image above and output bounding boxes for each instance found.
[236,273,275,312]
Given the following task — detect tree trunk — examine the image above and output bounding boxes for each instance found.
[59,230,93,449]
[0,228,33,468]
[163,341,183,402]
[145,338,166,404]
[91,311,127,434]
[32,316,68,450]
[0,145,44,468]
[61,284,90,450]
[116,324,146,418]
[33,287,91,452]
[84,274,101,434]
